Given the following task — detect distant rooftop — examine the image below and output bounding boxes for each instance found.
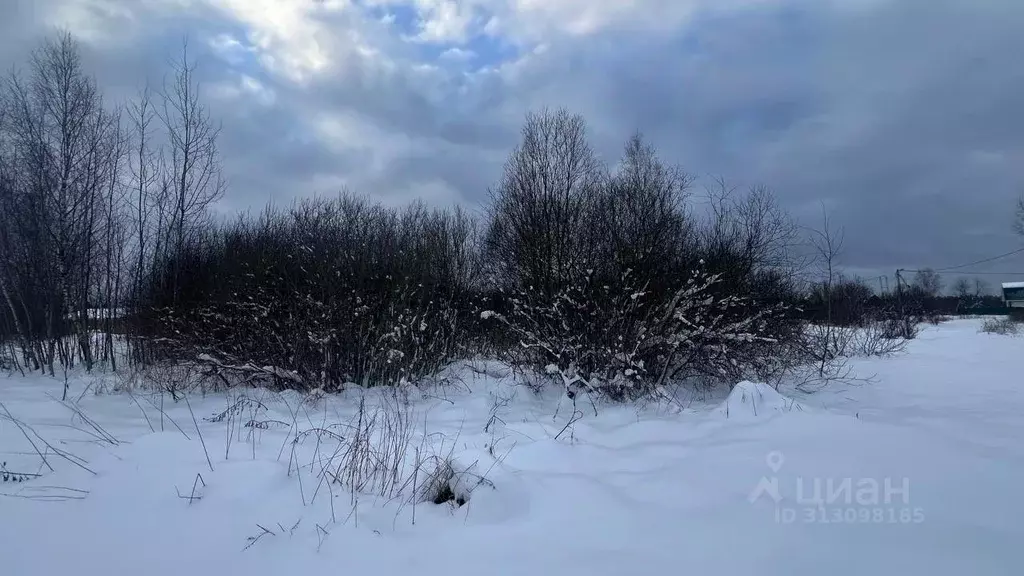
[1002,282,1024,289]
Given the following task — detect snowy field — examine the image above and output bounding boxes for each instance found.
[1,318,1021,575]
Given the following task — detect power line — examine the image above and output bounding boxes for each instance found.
[901,269,1024,276]
[944,271,1024,276]
[932,247,1024,272]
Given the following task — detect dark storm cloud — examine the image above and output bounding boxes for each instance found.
[488,0,1024,277]
[778,0,1024,274]
[3,0,1024,280]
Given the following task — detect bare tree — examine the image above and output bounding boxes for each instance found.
[1015,196,1024,237]
[952,277,974,312]
[595,132,693,290]
[127,84,164,304]
[806,206,847,376]
[973,277,991,297]
[0,102,26,365]
[953,277,972,299]
[912,268,942,298]
[700,179,805,295]
[484,107,604,296]
[1,31,122,378]
[98,109,128,368]
[160,39,225,302]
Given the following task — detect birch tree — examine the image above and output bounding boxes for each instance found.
[160,40,225,303]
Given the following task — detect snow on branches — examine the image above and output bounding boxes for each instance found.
[482,266,787,400]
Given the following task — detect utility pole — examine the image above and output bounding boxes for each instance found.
[895,269,904,314]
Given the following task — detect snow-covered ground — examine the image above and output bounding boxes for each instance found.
[1,319,1021,575]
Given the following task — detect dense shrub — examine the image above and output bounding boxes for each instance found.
[140,195,479,391]
[981,317,1020,336]
[805,277,874,327]
[483,266,791,399]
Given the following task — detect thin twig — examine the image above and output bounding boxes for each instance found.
[45,393,119,445]
[184,394,214,472]
[141,395,190,440]
[242,524,276,551]
[175,473,206,504]
[0,402,54,472]
[127,389,155,433]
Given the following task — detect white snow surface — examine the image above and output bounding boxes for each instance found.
[2,319,1023,575]
[715,380,806,419]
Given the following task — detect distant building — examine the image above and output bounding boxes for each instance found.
[1001,282,1024,308]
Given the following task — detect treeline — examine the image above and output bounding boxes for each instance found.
[804,269,1004,328]
[1,32,923,398]
[0,33,222,378]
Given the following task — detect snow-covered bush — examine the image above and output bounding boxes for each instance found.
[878,312,920,341]
[981,317,1020,336]
[850,319,913,356]
[483,265,789,400]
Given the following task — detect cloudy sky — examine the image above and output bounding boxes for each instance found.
[4,0,1024,287]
